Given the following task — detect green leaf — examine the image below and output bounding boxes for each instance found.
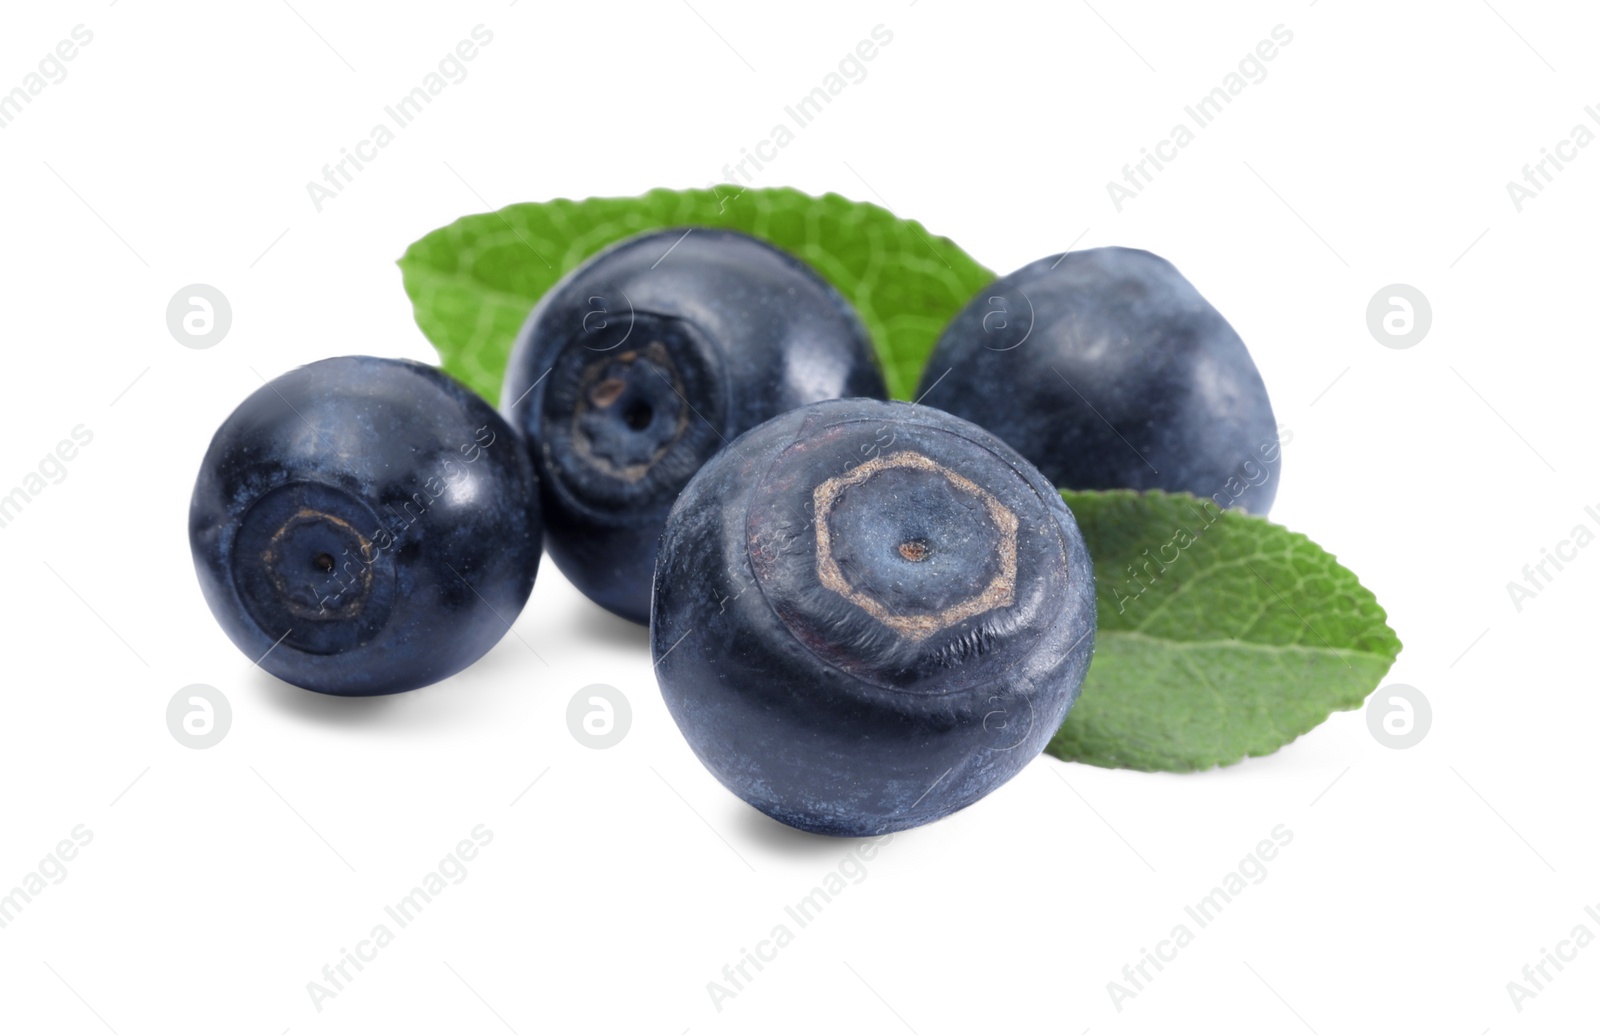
[397,186,993,402]
[1048,490,1402,772]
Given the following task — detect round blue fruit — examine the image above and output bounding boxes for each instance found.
[501,228,886,624]
[190,356,542,695]
[651,398,1096,836]
[916,246,1282,514]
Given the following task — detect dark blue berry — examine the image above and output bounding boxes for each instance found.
[190,356,541,695]
[917,247,1281,513]
[501,228,886,624]
[651,398,1095,836]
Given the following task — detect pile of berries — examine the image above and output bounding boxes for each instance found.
[191,229,1277,835]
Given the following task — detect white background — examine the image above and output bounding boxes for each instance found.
[0,1,1594,1031]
